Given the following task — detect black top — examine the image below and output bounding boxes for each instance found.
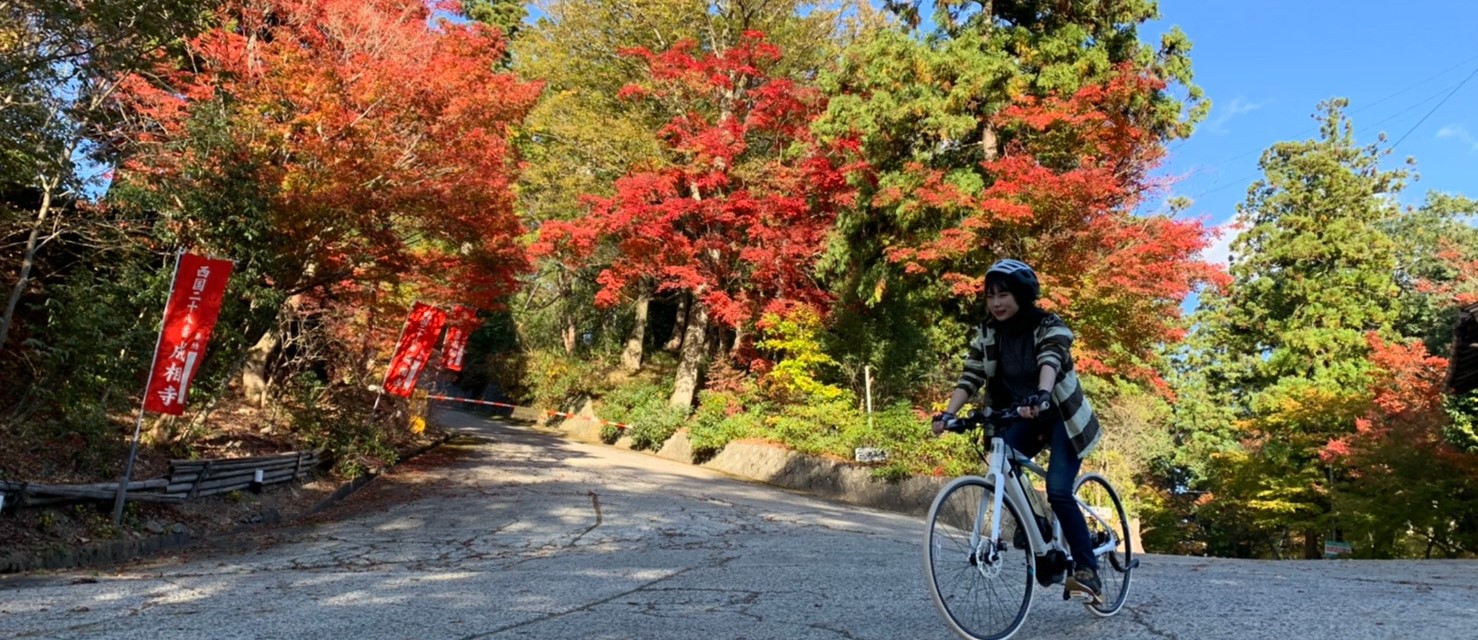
[989,330,1037,409]
[986,309,1043,409]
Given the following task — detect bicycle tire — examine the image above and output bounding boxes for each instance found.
[1073,473,1133,616]
[924,476,1036,640]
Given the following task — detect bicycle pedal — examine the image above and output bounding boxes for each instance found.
[1063,586,1101,604]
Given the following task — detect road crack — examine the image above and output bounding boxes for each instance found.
[566,491,603,548]
[1126,602,1178,640]
[455,560,717,639]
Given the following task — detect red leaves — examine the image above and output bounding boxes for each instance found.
[116,0,540,310]
[1365,333,1449,418]
[884,67,1224,385]
[1426,239,1478,307]
[535,32,861,336]
[1320,333,1461,466]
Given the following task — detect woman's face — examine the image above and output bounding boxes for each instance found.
[986,286,1019,322]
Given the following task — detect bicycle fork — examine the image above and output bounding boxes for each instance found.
[966,437,1015,572]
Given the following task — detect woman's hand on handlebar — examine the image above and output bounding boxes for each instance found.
[931,411,956,436]
[1016,390,1052,419]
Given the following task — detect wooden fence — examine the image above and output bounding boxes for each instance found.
[0,450,321,509]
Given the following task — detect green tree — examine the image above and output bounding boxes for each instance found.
[463,0,527,39]
[0,0,216,354]
[812,0,1208,401]
[1185,99,1410,558]
[1387,192,1478,354]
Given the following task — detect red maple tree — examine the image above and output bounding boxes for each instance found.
[1321,333,1465,465]
[1313,333,1478,554]
[1426,243,1478,307]
[884,67,1226,385]
[535,32,861,347]
[116,0,540,314]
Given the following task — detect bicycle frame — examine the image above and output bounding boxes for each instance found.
[975,434,1120,564]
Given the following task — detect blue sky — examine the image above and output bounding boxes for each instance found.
[1143,0,1478,266]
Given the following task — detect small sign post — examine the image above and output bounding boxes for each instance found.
[1323,540,1353,558]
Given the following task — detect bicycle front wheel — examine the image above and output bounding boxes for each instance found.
[1074,473,1133,616]
[924,476,1035,640]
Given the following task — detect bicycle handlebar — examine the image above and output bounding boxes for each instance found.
[941,407,1024,434]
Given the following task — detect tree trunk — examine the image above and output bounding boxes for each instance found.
[706,323,723,360]
[1303,529,1321,560]
[664,293,688,352]
[622,287,650,372]
[981,125,999,162]
[562,314,577,354]
[729,323,745,358]
[239,296,299,406]
[240,325,281,406]
[360,284,380,379]
[669,297,709,409]
[0,176,58,351]
[979,0,998,163]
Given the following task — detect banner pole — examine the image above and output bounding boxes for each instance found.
[113,250,183,525]
[370,301,417,425]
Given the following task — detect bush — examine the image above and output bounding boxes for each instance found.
[765,392,868,458]
[759,398,979,478]
[625,406,687,451]
[689,391,765,460]
[523,349,606,410]
[599,424,622,444]
[286,374,399,479]
[867,403,979,478]
[757,307,849,403]
[597,379,687,451]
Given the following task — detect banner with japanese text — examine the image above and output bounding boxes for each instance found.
[383,302,446,398]
[439,305,480,372]
[143,253,234,415]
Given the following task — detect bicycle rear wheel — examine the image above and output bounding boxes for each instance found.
[1073,473,1133,616]
[924,476,1035,640]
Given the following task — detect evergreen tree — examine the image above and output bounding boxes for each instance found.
[1185,99,1411,558]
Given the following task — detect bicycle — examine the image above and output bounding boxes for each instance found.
[923,407,1137,640]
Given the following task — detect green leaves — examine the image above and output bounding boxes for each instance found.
[1174,99,1478,557]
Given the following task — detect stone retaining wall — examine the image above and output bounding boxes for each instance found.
[540,401,1143,552]
[542,404,950,519]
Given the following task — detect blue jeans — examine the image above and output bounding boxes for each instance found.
[1000,414,1098,572]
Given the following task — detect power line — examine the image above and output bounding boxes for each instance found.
[1186,171,1259,201]
[1353,52,1478,113]
[1183,61,1478,201]
[1389,64,1478,151]
[1189,54,1478,176]
[1362,79,1466,131]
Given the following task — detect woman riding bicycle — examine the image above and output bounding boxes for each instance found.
[930,258,1105,600]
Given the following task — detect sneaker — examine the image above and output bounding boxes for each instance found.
[1065,567,1102,602]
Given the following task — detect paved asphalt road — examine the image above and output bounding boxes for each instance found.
[2,410,1475,639]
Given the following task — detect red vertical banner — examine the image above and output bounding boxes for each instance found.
[143,253,234,415]
[440,305,480,372]
[383,302,447,398]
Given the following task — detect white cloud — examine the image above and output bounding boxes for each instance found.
[1437,124,1478,151]
[1208,96,1267,134]
[1200,222,1241,267]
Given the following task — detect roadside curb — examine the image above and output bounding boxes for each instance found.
[0,432,453,576]
[0,530,196,574]
[532,413,951,519]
